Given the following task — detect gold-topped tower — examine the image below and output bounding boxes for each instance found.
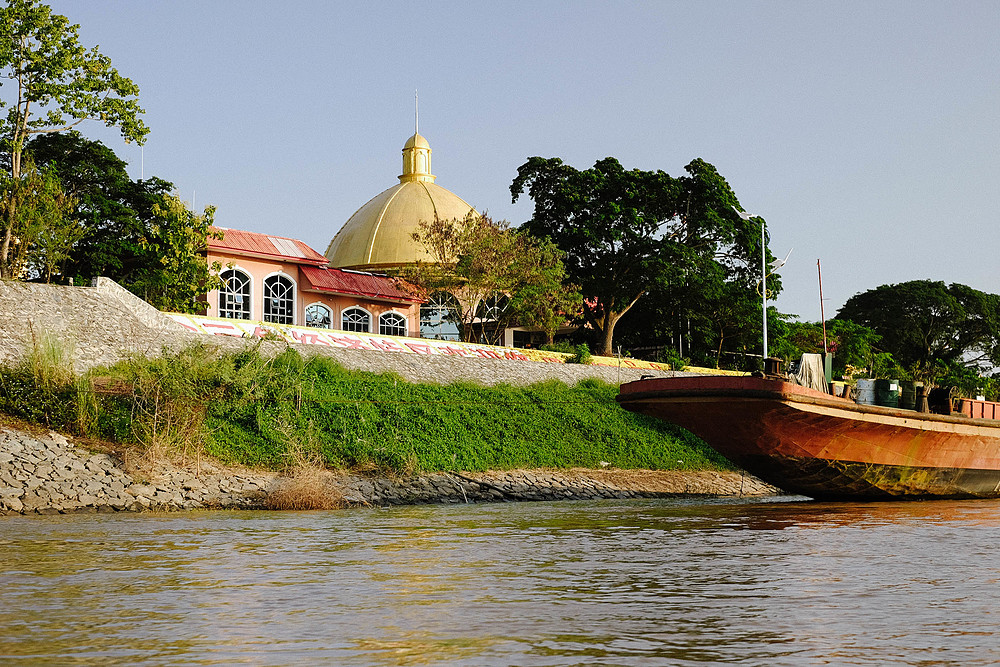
[325,129,477,271]
[400,133,434,183]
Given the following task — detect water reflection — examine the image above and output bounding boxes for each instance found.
[2,497,1000,665]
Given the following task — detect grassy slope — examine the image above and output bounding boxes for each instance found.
[1,344,730,474]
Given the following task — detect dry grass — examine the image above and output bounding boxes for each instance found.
[264,465,346,510]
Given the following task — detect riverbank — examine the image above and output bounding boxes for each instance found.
[0,424,778,516]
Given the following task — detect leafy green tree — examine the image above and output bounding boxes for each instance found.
[0,0,147,278]
[699,268,763,368]
[771,317,887,379]
[0,158,74,279]
[505,237,582,345]
[512,156,776,356]
[27,131,172,282]
[26,132,222,311]
[128,194,223,313]
[399,212,578,344]
[835,280,1000,379]
[26,189,83,282]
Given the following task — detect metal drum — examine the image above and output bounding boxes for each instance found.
[855,379,876,405]
[875,379,901,408]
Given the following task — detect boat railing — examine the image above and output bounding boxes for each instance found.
[959,398,1000,420]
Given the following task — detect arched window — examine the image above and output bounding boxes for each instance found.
[476,293,509,322]
[342,307,371,333]
[219,268,251,319]
[379,311,407,337]
[420,291,461,340]
[263,274,294,325]
[305,303,331,329]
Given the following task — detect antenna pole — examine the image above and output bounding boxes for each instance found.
[415,90,419,134]
[762,219,767,361]
[818,259,828,353]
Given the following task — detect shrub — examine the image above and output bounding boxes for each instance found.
[567,343,592,365]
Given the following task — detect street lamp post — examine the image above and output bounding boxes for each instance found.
[734,207,767,362]
[761,216,767,360]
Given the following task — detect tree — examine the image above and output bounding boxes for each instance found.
[27,131,172,283]
[504,237,582,345]
[0,157,75,279]
[835,280,1000,379]
[25,185,82,282]
[511,156,774,356]
[26,132,223,310]
[697,266,763,368]
[0,0,147,278]
[399,212,578,344]
[127,193,223,313]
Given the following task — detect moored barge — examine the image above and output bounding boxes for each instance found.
[617,374,1000,500]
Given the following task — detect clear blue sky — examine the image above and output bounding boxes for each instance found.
[45,0,1000,321]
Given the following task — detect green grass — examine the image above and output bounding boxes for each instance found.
[0,342,730,474]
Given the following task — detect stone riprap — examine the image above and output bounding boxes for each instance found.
[0,426,778,515]
[333,469,777,506]
[0,427,274,515]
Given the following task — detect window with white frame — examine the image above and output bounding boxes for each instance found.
[341,307,371,332]
[219,268,251,319]
[420,290,461,340]
[263,274,294,324]
[476,292,509,322]
[379,311,407,337]
[305,303,332,329]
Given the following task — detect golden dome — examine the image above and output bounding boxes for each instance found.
[325,133,478,271]
[403,133,430,150]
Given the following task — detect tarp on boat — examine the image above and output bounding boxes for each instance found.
[789,353,827,392]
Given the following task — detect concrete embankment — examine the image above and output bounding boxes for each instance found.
[0,426,778,516]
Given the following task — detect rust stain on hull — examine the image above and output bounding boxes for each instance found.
[617,376,1000,501]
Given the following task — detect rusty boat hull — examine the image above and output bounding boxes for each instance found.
[617,375,1000,500]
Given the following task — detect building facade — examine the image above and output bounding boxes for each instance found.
[205,227,422,337]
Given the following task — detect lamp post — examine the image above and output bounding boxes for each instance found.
[734,207,767,362]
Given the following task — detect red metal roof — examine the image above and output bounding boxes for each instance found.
[300,265,424,304]
[208,227,328,265]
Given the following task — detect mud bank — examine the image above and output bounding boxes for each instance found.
[0,426,778,516]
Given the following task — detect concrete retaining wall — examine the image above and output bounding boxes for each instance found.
[0,279,676,386]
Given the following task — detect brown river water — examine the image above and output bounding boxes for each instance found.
[1,496,999,666]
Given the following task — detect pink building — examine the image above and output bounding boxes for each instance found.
[205,227,423,336]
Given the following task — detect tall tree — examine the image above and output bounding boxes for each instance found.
[400,212,577,344]
[27,132,222,310]
[0,0,147,277]
[771,317,887,379]
[505,237,582,346]
[511,156,772,356]
[0,157,74,279]
[27,131,173,283]
[835,280,1000,377]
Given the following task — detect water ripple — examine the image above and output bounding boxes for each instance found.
[2,497,1000,665]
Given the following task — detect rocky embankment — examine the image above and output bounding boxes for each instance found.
[0,426,778,516]
[0,428,272,514]
[351,468,777,505]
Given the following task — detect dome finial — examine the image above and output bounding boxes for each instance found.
[401,98,434,183]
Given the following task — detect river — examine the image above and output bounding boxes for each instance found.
[1,496,998,666]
